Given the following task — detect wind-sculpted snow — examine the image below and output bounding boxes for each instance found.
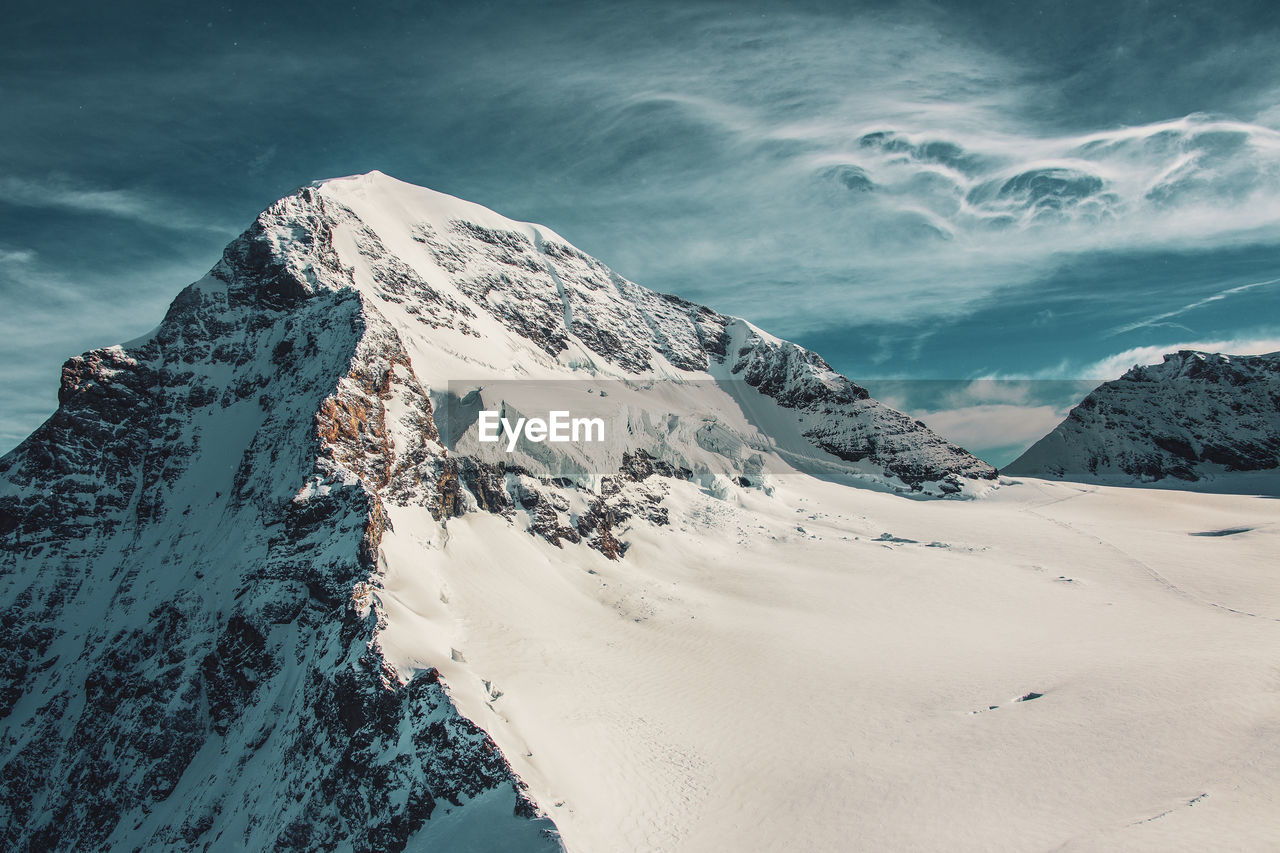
[0,171,995,850]
[1006,350,1280,491]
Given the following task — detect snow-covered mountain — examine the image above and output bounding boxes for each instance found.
[0,172,1001,850]
[1005,350,1280,492]
[5,174,1280,852]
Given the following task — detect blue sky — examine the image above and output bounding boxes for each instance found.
[3,0,1279,462]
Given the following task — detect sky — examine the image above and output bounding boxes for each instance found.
[3,0,1280,463]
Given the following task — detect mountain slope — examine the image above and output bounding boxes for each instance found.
[1005,350,1280,492]
[0,171,994,850]
[0,196,557,850]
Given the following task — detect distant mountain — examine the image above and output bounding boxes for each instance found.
[0,172,996,850]
[1005,350,1280,491]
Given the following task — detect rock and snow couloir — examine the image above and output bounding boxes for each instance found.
[0,171,996,850]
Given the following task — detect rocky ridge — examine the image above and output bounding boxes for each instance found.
[1005,349,1280,487]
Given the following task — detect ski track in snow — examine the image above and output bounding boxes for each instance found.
[1024,481,1280,622]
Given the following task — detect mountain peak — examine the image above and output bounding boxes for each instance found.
[305,170,572,249]
[309,168,392,186]
[0,175,996,848]
[228,173,996,492]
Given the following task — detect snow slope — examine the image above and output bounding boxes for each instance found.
[2,173,1277,851]
[1006,350,1280,493]
[383,476,1280,852]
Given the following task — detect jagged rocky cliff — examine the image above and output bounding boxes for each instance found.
[0,171,995,850]
[1006,349,1280,489]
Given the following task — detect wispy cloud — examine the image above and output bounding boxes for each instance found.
[864,377,1099,464]
[439,7,1280,335]
[1084,336,1280,379]
[1105,277,1280,336]
[0,175,235,234]
[913,403,1068,464]
[0,248,35,265]
[0,247,210,453]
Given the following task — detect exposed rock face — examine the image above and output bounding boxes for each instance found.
[0,171,995,850]
[1005,350,1280,487]
[0,185,555,851]
[726,329,994,490]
